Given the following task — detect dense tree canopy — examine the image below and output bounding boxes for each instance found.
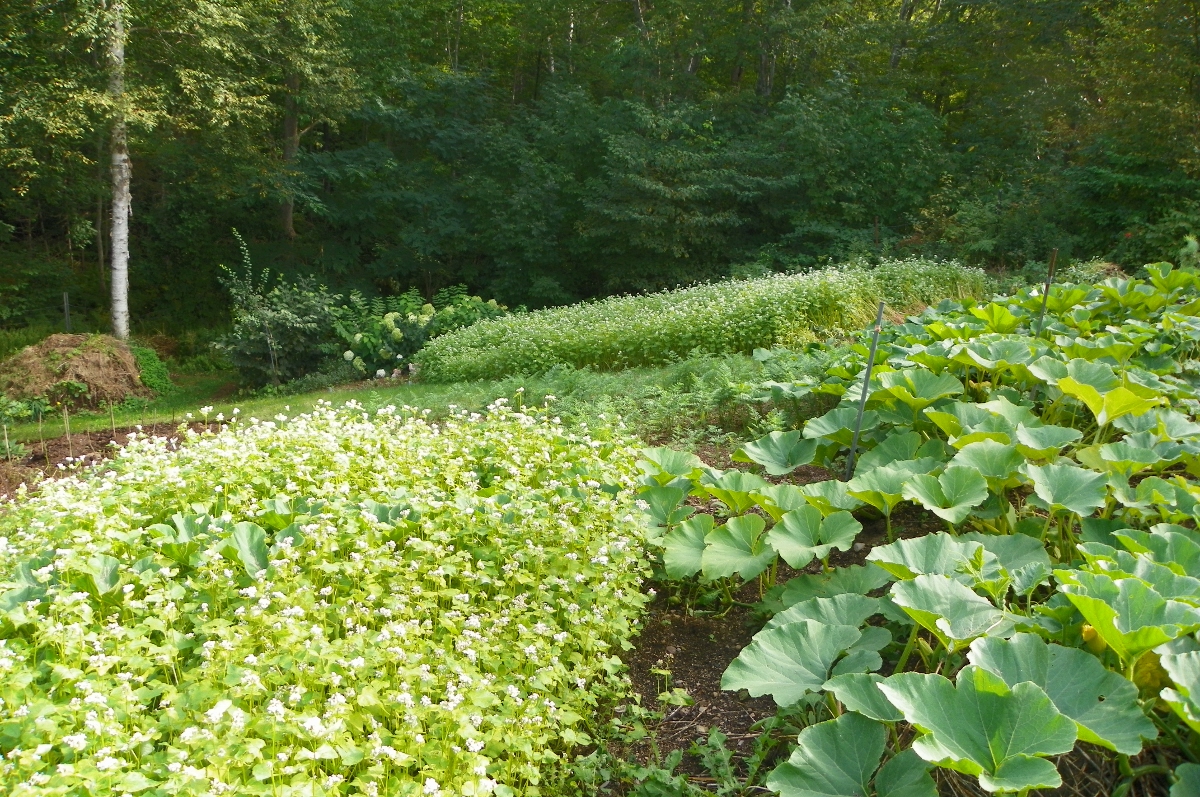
[3,0,1200,330]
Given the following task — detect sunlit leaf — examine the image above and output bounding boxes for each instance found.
[879,666,1077,793]
[721,619,861,706]
[969,633,1156,755]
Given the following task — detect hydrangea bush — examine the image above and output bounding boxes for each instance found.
[0,401,649,796]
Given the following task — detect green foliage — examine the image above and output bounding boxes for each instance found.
[0,401,648,794]
[0,327,54,362]
[335,288,506,377]
[640,264,1200,795]
[417,259,987,382]
[213,236,345,385]
[128,343,174,396]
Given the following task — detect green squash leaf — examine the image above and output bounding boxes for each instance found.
[969,633,1156,755]
[824,672,904,722]
[879,665,1077,793]
[765,593,881,633]
[805,406,878,447]
[867,533,983,580]
[800,479,865,515]
[1021,463,1108,517]
[701,514,775,580]
[639,447,703,485]
[901,467,989,524]
[1014,424,1082,459]
[765,712,935,797]
[950,441,1024,490]
[734,430,818,476]
[751,484,811,521]
[1056,571,1200,667]
[704,470,771,513]
[84,554,121,596]
[779,564,894,607]
[765,506,861,569]
[1171,763,1200,797]
[721,619,861,706]
[662,515,712,579]
[1160,651,1200,734]
[224,522,270,579]
[890,574,1011,651]
[641,485,693,528]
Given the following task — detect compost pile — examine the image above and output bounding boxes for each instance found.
[0,333,151,408]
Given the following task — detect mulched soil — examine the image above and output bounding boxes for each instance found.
[617,453,1173,797]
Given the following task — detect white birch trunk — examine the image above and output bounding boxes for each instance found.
[108,0,131,339]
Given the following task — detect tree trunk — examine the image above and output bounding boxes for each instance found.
[281,72,300,239]
[108,0,131,340]
[890,0,916,70]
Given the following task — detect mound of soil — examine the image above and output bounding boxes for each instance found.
[0,333,152,409]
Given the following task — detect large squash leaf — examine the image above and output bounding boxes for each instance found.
[879,666,1077,793]
[765,712,935,797]
[968,633,1156,755]
[721,619,860,706]
[765,507,861,569]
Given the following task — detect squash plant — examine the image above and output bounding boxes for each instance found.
[641,264,1200,795]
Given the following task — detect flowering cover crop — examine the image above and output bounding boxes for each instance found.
[415,259,987,382]
[0,401,649,796]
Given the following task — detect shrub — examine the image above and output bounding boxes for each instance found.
[0,401,648,795]
[213,236,344,386]
[415,259,987,382]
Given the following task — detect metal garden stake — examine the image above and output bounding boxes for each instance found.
[845,301,886,480]
[1036,248,1058,337]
